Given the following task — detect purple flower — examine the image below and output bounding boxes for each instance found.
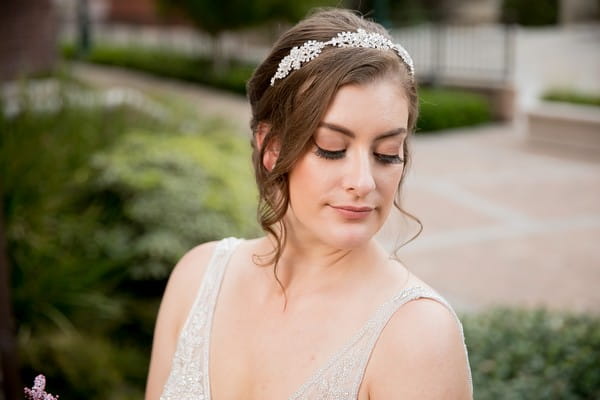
[24,375,59,400]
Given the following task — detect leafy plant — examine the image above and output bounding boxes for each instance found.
[462,308,600,399]
[3,78,258,399]
[2,83,163,332]
[542,89,600,107]
[417,88,492,133]
[88,126,259,280]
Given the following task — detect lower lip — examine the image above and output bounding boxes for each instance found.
[330,206,373,220]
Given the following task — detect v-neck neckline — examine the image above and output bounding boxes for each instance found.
[205,242,428,400]
[286,285,427,399]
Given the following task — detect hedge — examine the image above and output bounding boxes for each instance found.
[417,88,492,132]
[464,307,600,399]
[542,89,600,107]
[63,43,253,95]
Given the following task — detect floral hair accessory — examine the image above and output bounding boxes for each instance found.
[24,375,59,400]
[270,28,414,86]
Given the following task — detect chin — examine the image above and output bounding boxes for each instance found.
[323,226,378,250]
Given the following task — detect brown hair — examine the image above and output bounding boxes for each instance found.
[246,8,422,288]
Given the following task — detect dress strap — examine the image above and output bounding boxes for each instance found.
[160,237,242,400]
[355,286,473,397]
[178,237,242,336]
[289,286,473,399]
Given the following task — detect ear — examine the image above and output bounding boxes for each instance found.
[256,122,279,171]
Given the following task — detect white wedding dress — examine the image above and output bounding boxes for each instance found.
[161,237,473,399]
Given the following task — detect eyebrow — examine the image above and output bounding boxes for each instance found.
[318,122,407,140]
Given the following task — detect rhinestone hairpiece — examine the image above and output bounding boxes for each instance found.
[270,28,414,86]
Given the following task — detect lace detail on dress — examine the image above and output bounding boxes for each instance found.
[160,237,242,400]
[288,286,474,399]
[160,238,473,399]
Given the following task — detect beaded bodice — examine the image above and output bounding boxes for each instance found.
[160,238,473,399]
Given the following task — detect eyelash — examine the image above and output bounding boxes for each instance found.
[315,146,404,164]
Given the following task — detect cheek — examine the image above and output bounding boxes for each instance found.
[377,167,404,200]
[289,155,332,201]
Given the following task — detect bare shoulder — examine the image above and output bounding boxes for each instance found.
[161,240,219,338]
[145,240,219,400]
[366,294,472,399]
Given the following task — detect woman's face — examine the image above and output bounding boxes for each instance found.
[285,79,409,249]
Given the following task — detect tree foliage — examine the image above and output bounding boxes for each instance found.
[158,0,336,35]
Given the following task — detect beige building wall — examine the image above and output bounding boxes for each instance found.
[560,0,600,23]
[448,0,503,24]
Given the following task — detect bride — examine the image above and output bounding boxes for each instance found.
[146,8,473,399]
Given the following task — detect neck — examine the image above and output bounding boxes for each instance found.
[257,224,385,300]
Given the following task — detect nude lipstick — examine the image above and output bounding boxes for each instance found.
[330,205,374,220]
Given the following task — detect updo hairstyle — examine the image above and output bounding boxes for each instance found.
[246,8,421,275]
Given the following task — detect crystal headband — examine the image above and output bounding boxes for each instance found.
[270,28,414,86]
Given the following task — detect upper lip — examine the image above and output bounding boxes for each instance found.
[331,205,374,212]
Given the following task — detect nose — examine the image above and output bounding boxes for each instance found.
[343,150,376,197]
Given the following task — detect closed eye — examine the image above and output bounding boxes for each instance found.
[315,146,345,160]
[375,153,404,164]
[315,146,404,164]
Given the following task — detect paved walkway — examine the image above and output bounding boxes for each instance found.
[71,63,600,315]
[379,125,600,314]
[70,63,252,132]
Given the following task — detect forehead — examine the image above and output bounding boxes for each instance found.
[322,81,409,131]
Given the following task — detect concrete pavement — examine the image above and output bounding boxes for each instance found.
[380,124,600,314]
[70,63,252,132]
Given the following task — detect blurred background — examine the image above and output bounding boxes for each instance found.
[1,0,599,399]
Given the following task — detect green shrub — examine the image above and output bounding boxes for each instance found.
[501,0,559,25]
[542,89,600,107]
[462,308,600,399]
[1,93,156,399]
[88,126,259,279]
[62,42,254,95]
[2,85,162,332]
[3,79,258,399]
[417,88,492,133]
